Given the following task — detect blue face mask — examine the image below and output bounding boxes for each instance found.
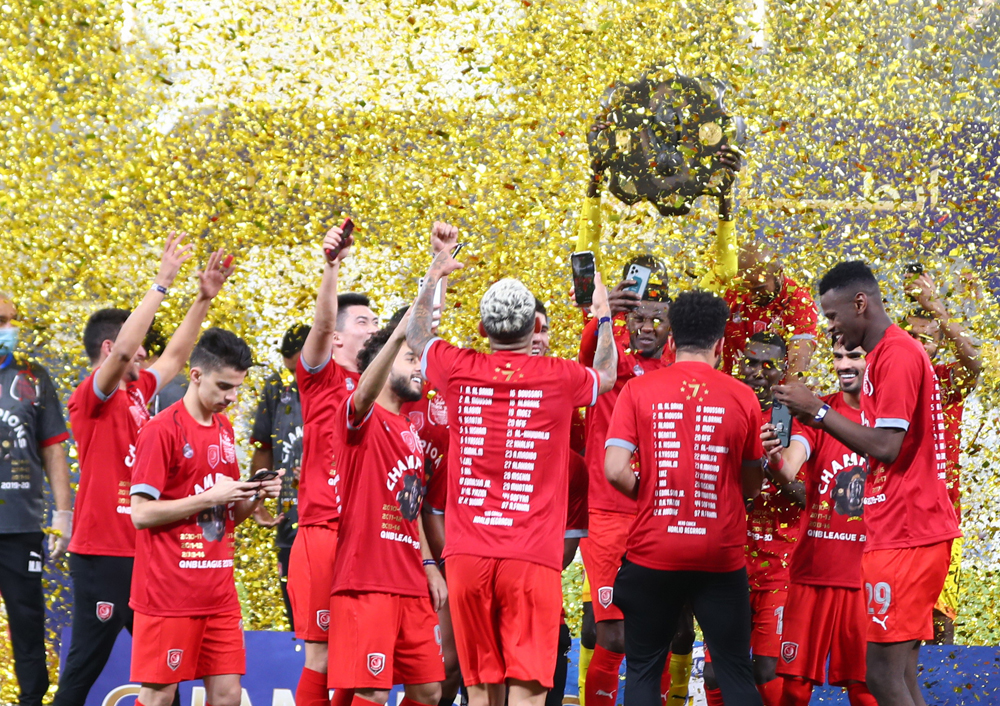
[0,327,19,358]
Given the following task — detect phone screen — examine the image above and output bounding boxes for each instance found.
[571,252,597,307]
[771,402,793,448]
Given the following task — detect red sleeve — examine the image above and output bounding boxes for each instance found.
[743,394,765,462]
[340,394,373,447]
[566,451,589,532]
[605,380,639,453]
[131,422,174,499]
[138,368,160,400]
[560,359,600,409]
[786,284,819,339]
[421,339,463,394]
[871,345,923,429]
[296,354,340,396]
[76,372,107,419]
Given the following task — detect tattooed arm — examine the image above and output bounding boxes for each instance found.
[408,235,464,356]
[589,271,618,395]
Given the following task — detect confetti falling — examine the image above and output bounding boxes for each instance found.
[1,0,999,697]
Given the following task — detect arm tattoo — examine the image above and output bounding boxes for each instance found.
[407,270,440,355]
[592,323,618,391]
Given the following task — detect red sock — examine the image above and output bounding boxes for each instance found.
[757,677,783,706]
[296,667,330,706]
[779,678,812,706]
[659,652,672,706]
[846,683,878,706]
[585,644,624,706]
[331,690,356,706]
[704,687,725,706]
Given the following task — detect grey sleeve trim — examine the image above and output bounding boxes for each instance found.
[790,434,812,461]
[301,354,331,375]
[605,438,637,453]
[420,337,444,378]
[130,483,161,500]
[588,368,599,407]
[426,506,445,516]
[345,394,375,431]
[92,374,116,402]
[564,529,588,538]
[789,333,816,341]
[148,368,162,395]
[875,418,910,431]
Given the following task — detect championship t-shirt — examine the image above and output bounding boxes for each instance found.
[251,371,303,548]
[422,338,599,571]
[330,396,427,597]
[579,314,672,516]
[401,386,450,513]
[296,356,360,526]
[722,276,818,374]
[68,367,160,556]
[129,401,241,617]
[0,358,70,533]
[860,324,961,551]
[788,393,867,589]
[605,361,764,572]
[934,362,966,516]
[746,481,802,592]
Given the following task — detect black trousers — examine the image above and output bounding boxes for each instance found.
[51,554,135,706]
[0,532,48,706]
[614,559,761,706]
[544,622,572,706]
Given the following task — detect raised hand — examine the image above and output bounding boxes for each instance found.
[155,232,195,288]
[607,279,641,315]
[590,271,612,320]
[197,248,235,301]
[322,223,352,264]
[906,272,943,313]
[431,221,459,254]
[429,242,465,279]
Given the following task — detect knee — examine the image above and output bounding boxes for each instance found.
[208,684,243,706]
[596,621,626,654]
[703,663,718,691]
[406,683,442,706]
[752,656,777,684]
[581,606,597,650]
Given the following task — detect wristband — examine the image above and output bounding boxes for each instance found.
[768,455,785,474]
[814,403,831,425]
[423,559,437,567]
[152,283,168,295]
[598,316,612,328]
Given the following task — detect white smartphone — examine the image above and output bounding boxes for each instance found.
[624,264,652,299]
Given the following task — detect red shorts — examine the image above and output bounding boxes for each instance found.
[579,510,634,622]
[288,522,340,641]
[777,584,867,685]
[862,541,951,643]
[327,592,445,689]
[750,589,787,658]
[447,555,561,688]
[130,610,244,684]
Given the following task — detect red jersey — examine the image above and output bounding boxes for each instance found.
[421,338,599,572]
[606,361,764,572]
[860,325,960,551]
[788,393,868,589]
[401,386,450,512]
[746,481,801,592]
[330,396,427,597]
[722,276,818,374]
[129,401,241,617]
[566,450,589,537]
[296,356,360,526]
[67,368,159,557]
[935,363,966,516]
[579,315,673,516]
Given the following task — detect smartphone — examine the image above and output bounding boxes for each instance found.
[324,217,355,263]
[905,262,924,276]
[771,402,793,448]
[571,251,597,307]
[451,243,466,257]
[623,263,652,299]
[248,469,280,483]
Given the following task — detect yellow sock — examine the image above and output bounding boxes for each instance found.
[668,651,693,703]
[578,645,594,706]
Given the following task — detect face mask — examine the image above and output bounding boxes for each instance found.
[0,327,18,358]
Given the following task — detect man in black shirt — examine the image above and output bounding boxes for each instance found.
[250,324,309,629]
[0,292,74,706]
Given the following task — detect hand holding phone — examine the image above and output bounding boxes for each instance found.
[248,469,280,483]
[623,263,652,299]
[770,402,793,448]
[324,218,355,263]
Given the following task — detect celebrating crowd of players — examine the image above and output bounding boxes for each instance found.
[0,148,983,706]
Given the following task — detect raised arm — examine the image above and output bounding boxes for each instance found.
[699,145,742,294]
[149,248,234,384]
[910,273,982,392]
[95,233,193,396]
[351,310,410,423]
[300,224,350,370]
[589,272,618,396]
[408,243,464,357]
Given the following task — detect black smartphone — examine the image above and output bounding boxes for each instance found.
[771,402,793,448]
[248,469,280,483]
[571,251,597,307]
[905,262,924,276]
[324,217,355,263]
[451,243,466,257]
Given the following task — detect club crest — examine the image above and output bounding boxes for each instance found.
[207,445,220,469]
[781,641,798,663]
[96,601,114,622]
[597,586,614,609]
[166,649,183,671]
[316,609,330,631]
[367,652,386,676]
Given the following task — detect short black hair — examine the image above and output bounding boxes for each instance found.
[534,298,547,320]
[279,324,311,358]
[190,328,253,373]
[747,331,787,358]
[818,261,880,297]
[335,293,372,331]
[387,305,410,331]
[143,323,168,359]
[356,325,397,373]
[668,290,730,351]
[83,309,131,363]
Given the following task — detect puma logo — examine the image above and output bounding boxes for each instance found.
[872,615,889,630]
[595,690,616,698]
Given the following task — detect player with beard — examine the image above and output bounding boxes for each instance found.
[327,311,447,706]
[408,238,617,706]
[128,328,282,706]
[289,223,380,706]
[760,341,876,706]
[775,261,960,706]
[901,270,981,645]
[56,237,233,706]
